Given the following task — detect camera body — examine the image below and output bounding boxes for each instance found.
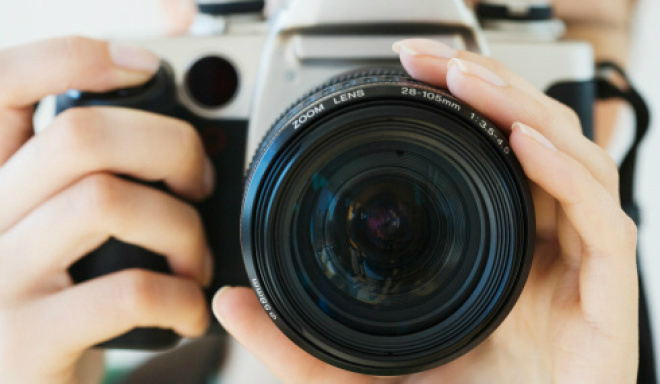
[56,0,594,363]
[96,0,594,160]
[248,0,594,155]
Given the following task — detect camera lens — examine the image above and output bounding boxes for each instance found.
[242,69,534,375]
[185,55,239,108]
[337,176,439,305]
[296,136,485,336]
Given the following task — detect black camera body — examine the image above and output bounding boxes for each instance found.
[55,0,595,375]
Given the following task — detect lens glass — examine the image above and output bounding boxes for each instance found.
[270,107,494,335]
[303,147,467,312]
[332,175,439,303]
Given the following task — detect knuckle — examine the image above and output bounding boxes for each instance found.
[600,151,620,188]
[584,141,620,193]
[174,120,203,167]
[188,214,208,267]
[59,36,90,62]
[115,270,160,319]
[181,282,208,336]
[535,102,559,134]
[184,204,205,240]
[56,36,113,91]
[554,102,582,133]
[600,148,618,172]
[75,174,123,220]
[545,98,582,134]
[189,306,210,337]
[564,162,593,206]
[60,35,90,58]
[170,120,207,183]
[52,108,99,156]
[561,104,582,129]
[175,205,206,256]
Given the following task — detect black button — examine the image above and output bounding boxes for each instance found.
[185,56,239,108]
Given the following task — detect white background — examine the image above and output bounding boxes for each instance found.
[0,0,658,379]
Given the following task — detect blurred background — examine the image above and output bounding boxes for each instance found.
[0,0,658,380]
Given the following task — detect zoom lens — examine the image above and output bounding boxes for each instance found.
[241,69,535,375]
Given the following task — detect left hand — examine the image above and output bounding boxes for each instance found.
[212,39,638,384]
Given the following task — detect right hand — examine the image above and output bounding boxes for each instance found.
[0,37,213,384]
[213,40,639,384]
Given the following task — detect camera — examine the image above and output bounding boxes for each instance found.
[56,0,594,375]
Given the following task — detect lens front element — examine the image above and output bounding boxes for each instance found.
[332,175,441,305]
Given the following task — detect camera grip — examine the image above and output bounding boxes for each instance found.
[68,238,181,349]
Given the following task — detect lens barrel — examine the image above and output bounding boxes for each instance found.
[241,69,534,375]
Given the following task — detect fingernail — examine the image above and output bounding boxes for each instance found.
[204,157,216,194]
[392,39,457,59]
[109,42,160,73]
[447,58,507,87]
[514,122,557,151]
[212,286,233,325]
[203,249,214,287]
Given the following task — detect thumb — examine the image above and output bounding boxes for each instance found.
[212,286,364,384]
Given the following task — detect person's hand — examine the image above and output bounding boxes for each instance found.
[0,37,213,384]
[212,39,639,384]
[464,0,635,148]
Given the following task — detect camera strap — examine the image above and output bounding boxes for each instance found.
[595,61,657,384]
[595,61,650,224]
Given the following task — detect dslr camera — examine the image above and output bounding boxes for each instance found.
[57,0,594,375]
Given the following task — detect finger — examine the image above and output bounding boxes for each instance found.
[393,39,619,198]
[556,204,582,268]
[0,37,160,109]
[509,122,638,321]
[0,36,159,166]
[393,38,539,94]
[531,182,557,240]
[445,57,619,198]
[39,269,208,354]
[0,107,33,166]
[0,107,214,233]
[510,121,632,257]
[213,287,369,384]
[0,174,211,294]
